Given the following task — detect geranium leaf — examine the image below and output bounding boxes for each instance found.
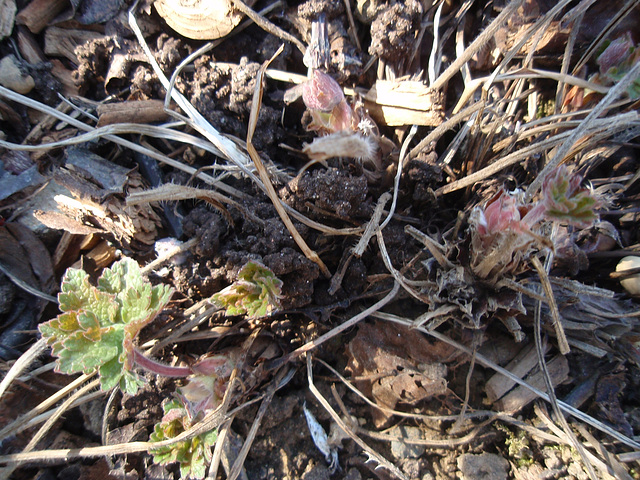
[39,258,174,394]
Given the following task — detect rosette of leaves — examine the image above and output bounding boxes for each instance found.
[468,166,599,280]
[539,165,599,228]
[212,261,282,318]
[39,258,173,393]
[150,399,218,480]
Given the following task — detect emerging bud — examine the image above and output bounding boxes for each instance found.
[302,70,345,111]
[474,190,529,238]
[597,33,634,76]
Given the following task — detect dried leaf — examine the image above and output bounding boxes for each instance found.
[345,321,450,427]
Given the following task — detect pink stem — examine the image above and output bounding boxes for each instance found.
[522,202,547,228]
[131,348,192,378]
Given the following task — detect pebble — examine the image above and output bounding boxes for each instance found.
[616,256,640,295]
[389,425,427,459]
[457,452,509,480]
[0,54,35,94]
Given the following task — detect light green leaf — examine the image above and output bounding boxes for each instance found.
[212,261,282,319]
[39,257,174,394]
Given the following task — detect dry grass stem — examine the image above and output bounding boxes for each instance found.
[0,373,95,443]
[227,369,289,480]
[575,423,634,480]
[207,417,233,480]
[247,46,330,277]
[572,0,640,73]
[371,311,640,450]
[531,256,571,355]
[229,0,306,55]
[0,338,47,401]
[22,379,101,454]
[376,230,424,302]
[534,405,611,480]
[272,282,400,369]
[146,305,219,354]
[430,0,525,90]
[531,253,596,479]
[306,356,407,480]
[526,59,640,200]
[328,192,391,294]
[379,125,418,231]
[408,102,485,159]
[405,225,453,269]
[438,115,639,195]
[354,192,391,258]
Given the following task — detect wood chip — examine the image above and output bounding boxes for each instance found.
[0,0,16,40]
[16,0,67,34]
[44,26,103,64]
[363,80,445,127]
[16,25,46,64]
[496,354,569,412]
[485,340,550,404]
[96,100,170,127]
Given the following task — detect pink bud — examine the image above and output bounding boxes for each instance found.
[190,354,235,377]
[476,190,527,237]
[598,33,634,74]
[302,70,345,112]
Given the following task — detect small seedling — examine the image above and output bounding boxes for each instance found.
[469,166,600,280]
[39,258,174,393]
[212,261,282,318]
[594,33,640,99]
[150,398,218,480]
[150,352,237,479]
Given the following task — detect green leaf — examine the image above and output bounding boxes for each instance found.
[120,370,145,395]
[150,398,218,480]
[541,166,599,229]
[39,258,174,394]
[212,261,282,319]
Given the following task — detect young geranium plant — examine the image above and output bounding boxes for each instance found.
[150,352,237,480]
[39,256,276,478]
[212,261,282,318]
[469,165,600,280]
[150,398,218,480]
[39,258,174,393]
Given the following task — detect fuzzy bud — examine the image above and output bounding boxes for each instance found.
[302,70,345,111]
[474,190,529,238]
[597,33,634,75]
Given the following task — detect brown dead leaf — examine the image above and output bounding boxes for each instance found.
[345,321,453,427]
[595,368,633,438]
[0,222,55,359]
[37,148,162,252]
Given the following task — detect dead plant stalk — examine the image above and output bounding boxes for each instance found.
[247,45,331,278]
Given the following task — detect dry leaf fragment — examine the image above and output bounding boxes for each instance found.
[0,223,54,359]
[345,321,452,427]
[36,148,162,251]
